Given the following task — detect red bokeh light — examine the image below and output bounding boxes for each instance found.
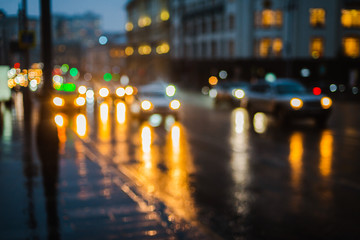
[14,63,20,69]
[313,87,322,95]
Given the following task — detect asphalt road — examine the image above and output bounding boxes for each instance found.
[63,90,360,239]
[2,90,360,240]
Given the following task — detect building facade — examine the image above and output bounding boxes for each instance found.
[169,0,360,90]
[125,0,171,85]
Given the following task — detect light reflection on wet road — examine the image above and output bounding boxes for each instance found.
[11,91,360,239]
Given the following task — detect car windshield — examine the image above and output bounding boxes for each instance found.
[218,82,248,89]
[275,83,306,95]
[139,91,165,98]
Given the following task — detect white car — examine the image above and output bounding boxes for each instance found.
[129,81,181,120]
[243,78,333,126]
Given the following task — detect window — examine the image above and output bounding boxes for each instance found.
[202,18,207,34]
[259,38,272,57]
[343,37,360,58]
[211,41,217,57]
[272,38,283,57]
[212,17,217,32]
[257,38,283,58]
[255,10,282,28]
[310,38,324,59]
[342,9,360,28]
[310,8,325,27]
[229,40,234,57]
[229,14,235,30]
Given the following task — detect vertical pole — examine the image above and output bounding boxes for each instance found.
[40,0,53,97]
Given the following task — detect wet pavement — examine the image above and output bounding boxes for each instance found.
[1,90,360,240]
[0,93,213,240]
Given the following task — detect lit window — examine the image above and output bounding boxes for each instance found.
[259,38,272,57]
[310,38,324,59]
[257,38,282,57]
[343,37,360,58]
[310,8,325,27]
[258,10,283,28]
[272,38,283,57]
[342,9,360,28]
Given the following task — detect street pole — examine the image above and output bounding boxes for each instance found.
[40,0,53,98]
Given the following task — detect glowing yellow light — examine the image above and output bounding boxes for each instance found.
[321,97,332,109]
[290,98,303,110]
[253,112,268,134]
[53,97,65,107]
[141,126,152,153]
[125,47,134,56]
[170,100,181,110]
[125,86,134,95]
[141,100,152,110]
[160,10,170,21]
[319,130,333,177]
[116,102,126,124]
[116,87,126,97]
[99,87,110,97]
[343,37,360,58]
[208,76,218,86]
[156,42,170,54]
[74,97,86,107]
[138,16,151,27]
[138,45,152,55]
[78,85,87,94]
[100,102,109,123]
[76,114,87,137]
[289,132,303,189]
[171,124,180,154]
[125,22,134,31]
[54,114,64,127]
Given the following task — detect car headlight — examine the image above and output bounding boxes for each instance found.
[125,86,134,96]
[209,89,217,98]
[99,87,110,97]
[116,87,126,97]
[74,97,86,106]
[141,100,153,110]
[170,99,181,110]
[290,98,303,110]
[321,97,332,109]
[166,85,176,97]
[78,85,87,95]
[53,97,65,107]
[233,89,245,99]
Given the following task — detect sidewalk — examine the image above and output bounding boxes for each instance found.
[0,95,211,240]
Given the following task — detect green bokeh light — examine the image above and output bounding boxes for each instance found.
[69,68,78,77]
[63,83,76,92]
[61,64,69,73]
[104,73,112,81]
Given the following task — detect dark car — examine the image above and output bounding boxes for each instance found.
[242,78,333,126]
[210,81,249,107]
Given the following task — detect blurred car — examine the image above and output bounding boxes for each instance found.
[242,78,333,125]
[52,89,86,112]
[129,81,180,120]
[210,81,249,107]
